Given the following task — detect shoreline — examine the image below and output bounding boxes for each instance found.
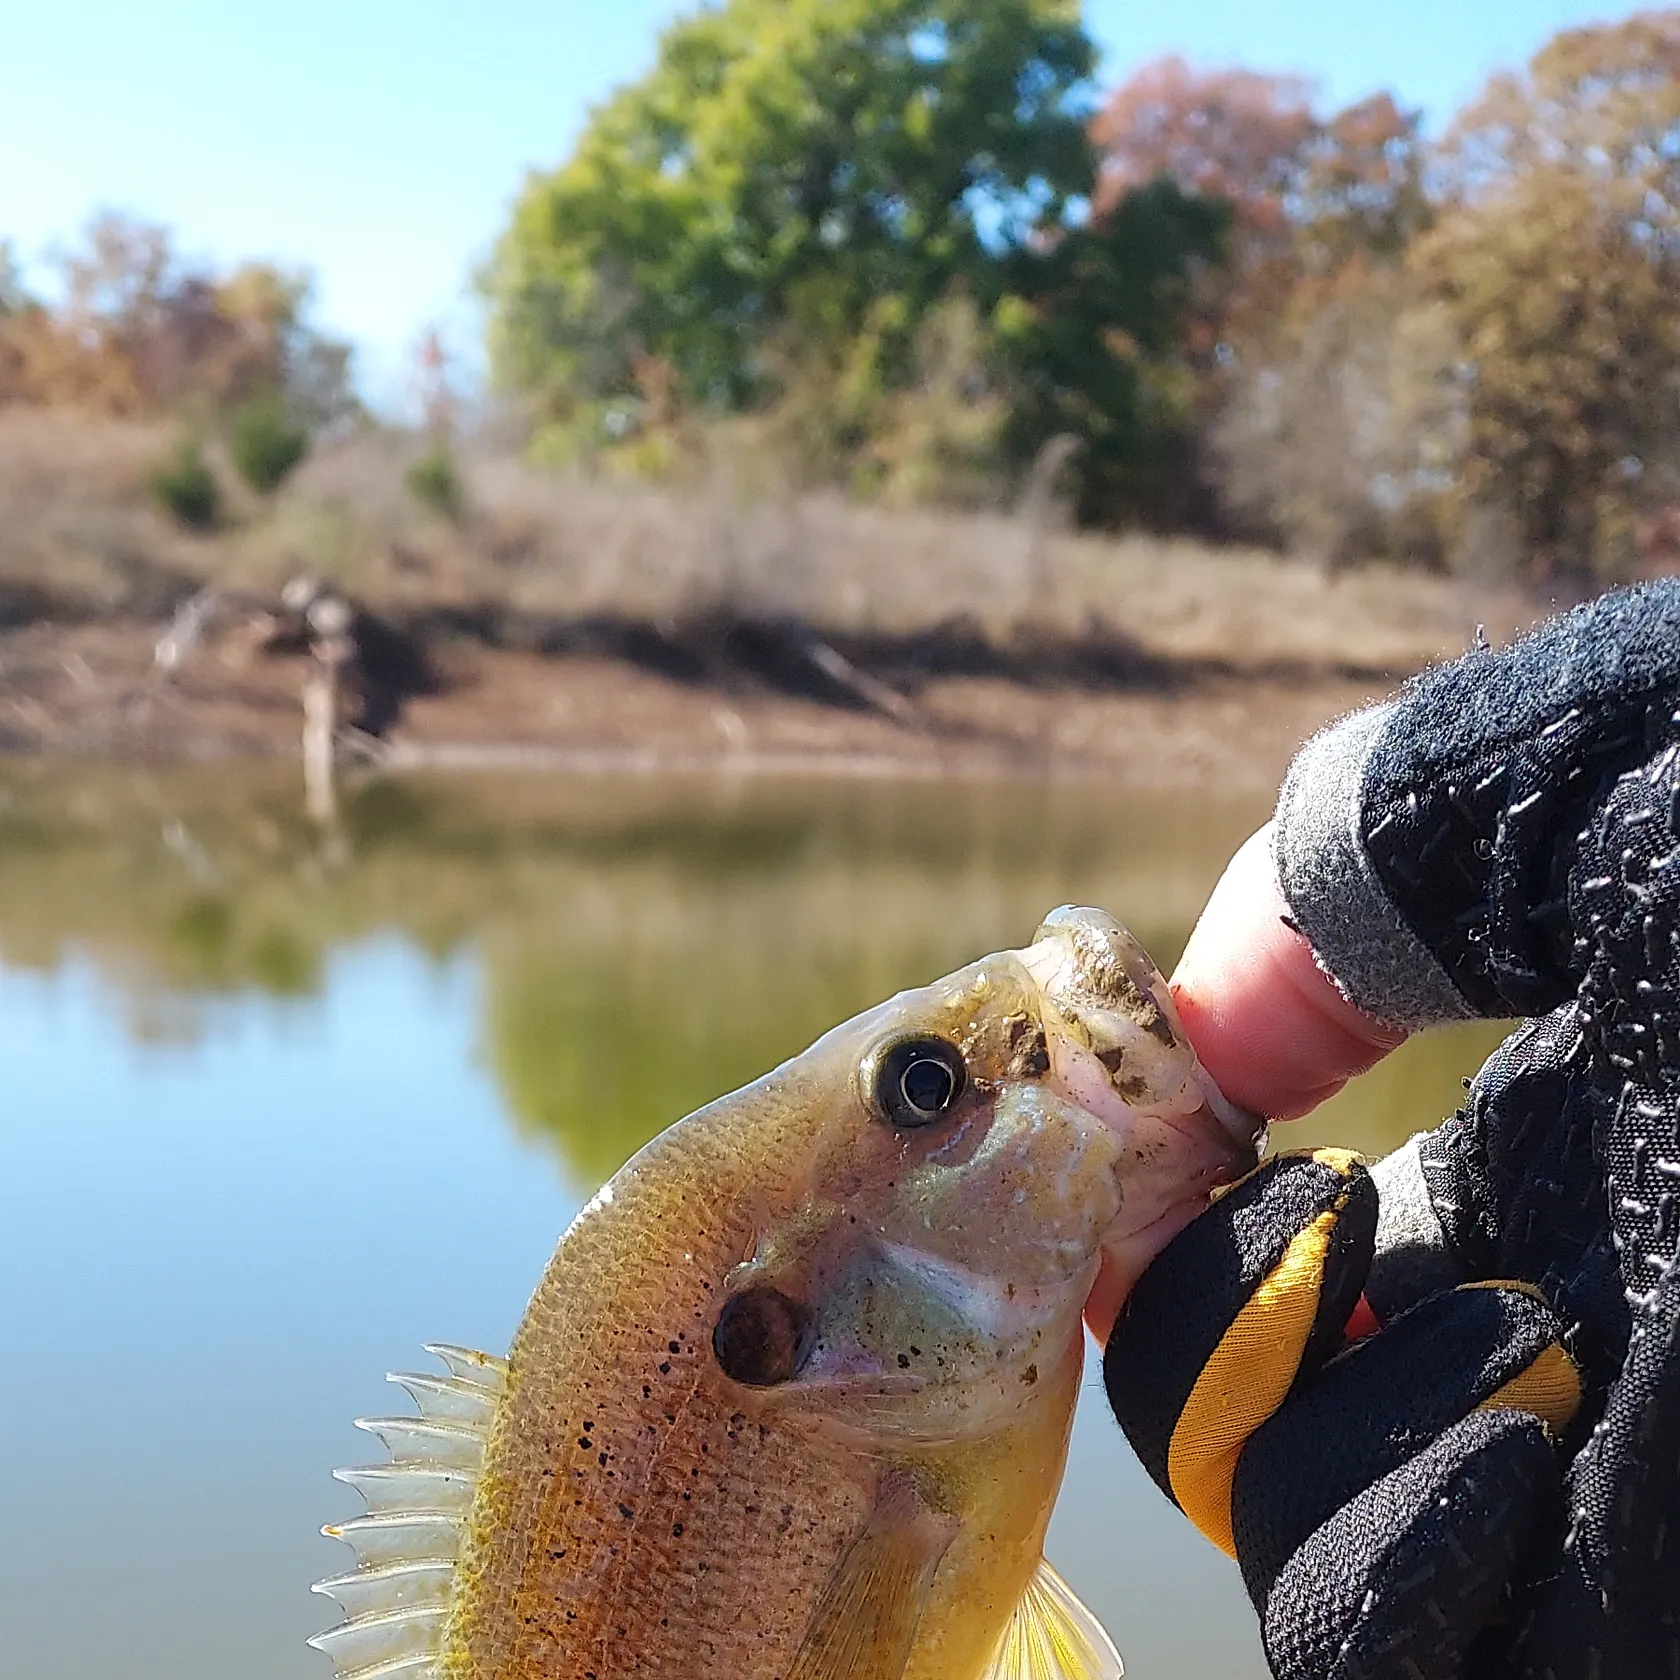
[0,619,1402,794]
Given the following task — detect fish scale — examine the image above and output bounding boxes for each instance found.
[455,1112,872,1676]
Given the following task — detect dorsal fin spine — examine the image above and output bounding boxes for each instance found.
[423,1344,507,1389]
[321,1511,463,1569]
[310,1345,502,1679]
[312,1561,456,1618]
[353,1415,487,1468]
[387,1370,496,1425]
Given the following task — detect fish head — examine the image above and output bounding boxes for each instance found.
[711,905,1262,1445]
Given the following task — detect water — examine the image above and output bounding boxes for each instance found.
[0,765,1507,1679]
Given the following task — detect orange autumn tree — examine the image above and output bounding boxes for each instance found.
[1088,60,1429,547]
[0,211,353,424]
[1091,60,1425,350]
[1414,11,1680,580]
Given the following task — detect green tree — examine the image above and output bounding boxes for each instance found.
[487,0,1096,455]
[996,178,1229,526]
[227,391,310,494]
[149,432,222,531]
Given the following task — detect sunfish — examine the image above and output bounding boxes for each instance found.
[311,906,1259,1680]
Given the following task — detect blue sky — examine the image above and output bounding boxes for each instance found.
[0,0,1626,408]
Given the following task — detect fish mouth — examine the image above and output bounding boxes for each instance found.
[1017,905,1266,1166]
[1018,908,1263,1317]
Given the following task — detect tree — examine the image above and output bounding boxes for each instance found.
[1090,60,1426,343]
[1088,60,1428,538]
[1434,10,1680,214]
[1091,59,1314,249]
[1211,261,1465,566]
[996,177,1229,526]
[1415,13,1680,578]
[228,392,311,494]
[0,212,355,424]
[486,0,1097,453]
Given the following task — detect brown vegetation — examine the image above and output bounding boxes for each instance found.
[1145,14,1680,579]
[6,15,1674,772]
[0,409,1536,656]
[0,213,351,425]
[0,408,1547,781]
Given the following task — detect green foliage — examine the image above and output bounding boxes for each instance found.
[227,393,310,494]
[871,290,1010,507]
[484,0,1238,525]
[996,178,1230,525]
[149,434,221,531]
[405,443,466,522]
[476,1,1680,568]
[487,0,1097,445]
[725,289,1008,503]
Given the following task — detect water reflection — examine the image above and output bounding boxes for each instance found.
[0,764,1511,1679]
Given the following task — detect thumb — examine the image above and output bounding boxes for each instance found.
[1171,824,1405,1121]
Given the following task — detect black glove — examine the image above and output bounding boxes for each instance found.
[1105,583,1680,1678]
[1105,1148,1582,1680]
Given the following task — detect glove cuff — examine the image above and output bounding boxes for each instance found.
[1274,704,1476,1030]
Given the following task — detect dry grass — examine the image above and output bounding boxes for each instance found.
[0,410,1539,671]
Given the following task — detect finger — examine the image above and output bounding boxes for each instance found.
[1260,1409,1560,1680]
[1171,823,1407,1120]
[1231,1282,1581,1600]
[1104,1150,1376,1554]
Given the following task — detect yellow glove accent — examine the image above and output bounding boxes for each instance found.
[1166,1203,1338,1557]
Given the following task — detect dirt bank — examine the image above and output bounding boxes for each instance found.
[0,415,1578,789]
[0,616,1437,793]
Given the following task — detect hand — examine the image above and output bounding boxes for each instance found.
[1104,1149,1583,1680]
[1102,768,1680,1678]
[1100,592,1680,1678]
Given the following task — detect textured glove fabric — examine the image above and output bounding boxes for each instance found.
[1415,737,1680,1676]
[1104,1149,1377,1559]
[1275,583,1680,1676]
[1105,1152,1580,1680]
[1113,581,1680,1678]
[1276,580,1680,1032]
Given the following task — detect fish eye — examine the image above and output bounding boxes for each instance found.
[868,1034,967,1128]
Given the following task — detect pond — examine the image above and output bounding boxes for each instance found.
[0,765,1507,1680]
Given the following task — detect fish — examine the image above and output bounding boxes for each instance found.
[311,905,1261,1680]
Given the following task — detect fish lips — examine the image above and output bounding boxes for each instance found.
[1037,1014,1260,1320]
[1018,907,1263,1282]
[1019,904,1266,1164]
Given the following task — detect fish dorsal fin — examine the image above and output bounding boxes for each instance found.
[787,1472,956,1680]
[982,1558,1124,1680]
[309,1344,506,1679]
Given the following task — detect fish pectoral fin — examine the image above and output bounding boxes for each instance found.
[982,1557,1124,1680]
[787,1471,955,1680]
